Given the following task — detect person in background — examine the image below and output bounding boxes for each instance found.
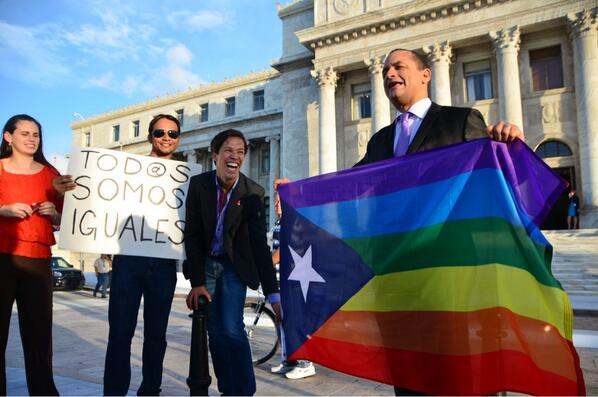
[567,189,580,230]
[0,114,62,396]
[269,192,316,379]
[93,254,112,298]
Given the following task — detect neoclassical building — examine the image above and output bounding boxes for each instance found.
[72,70,283,226]
[73,0,598,228]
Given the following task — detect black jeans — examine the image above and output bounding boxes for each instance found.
[103,255,176,396]
[0,253,58,396]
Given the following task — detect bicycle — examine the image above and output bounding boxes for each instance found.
[244,290,279,365]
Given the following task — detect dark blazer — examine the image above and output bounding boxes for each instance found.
[183,171,278,295]
[355,102,488,166]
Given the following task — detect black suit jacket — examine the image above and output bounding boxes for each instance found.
[355,102,488,166]
[183,171,278,295]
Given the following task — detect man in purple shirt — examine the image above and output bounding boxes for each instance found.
[184,129,281,396]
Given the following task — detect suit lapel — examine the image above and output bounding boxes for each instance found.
[384,117,399,159]
[201,171,217,239]
[408,102,442,154]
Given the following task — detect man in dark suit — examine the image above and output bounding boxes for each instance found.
[184,129,281,396]
[362,48,523,395]
[275,48,524,395]
[356,48,523,167]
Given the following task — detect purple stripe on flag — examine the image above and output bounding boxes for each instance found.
[278,139,567,226]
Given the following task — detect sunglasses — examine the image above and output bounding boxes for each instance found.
[152,129,180,139]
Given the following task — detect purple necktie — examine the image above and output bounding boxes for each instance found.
[394,112,411,157]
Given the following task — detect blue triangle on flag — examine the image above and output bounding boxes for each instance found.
[280,200,375,358]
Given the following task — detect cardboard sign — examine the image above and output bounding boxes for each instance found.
[59,148,202,259]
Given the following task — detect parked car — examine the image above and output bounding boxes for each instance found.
[52,256,85,290]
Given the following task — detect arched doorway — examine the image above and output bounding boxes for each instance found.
[535,140,574,230]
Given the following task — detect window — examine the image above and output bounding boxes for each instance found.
[253,90,265,111]
[171,152,185,161]
[199,103,209,122]
[260,146,270,175]
[530,46,563,91]
[464,59,493,101]
[131,120,140,138]
[112,125,120,142]
[84,132,90,147]
[225,97,235,117]
[352,83,371,120]
[197,150,213,172]
[203,154,213,171]
[535,140,572,158]
[175,109,184,126]
[264,196,270,227]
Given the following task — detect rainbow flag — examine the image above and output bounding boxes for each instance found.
[278,138,585,395]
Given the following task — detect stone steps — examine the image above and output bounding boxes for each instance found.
[543,229,598,297]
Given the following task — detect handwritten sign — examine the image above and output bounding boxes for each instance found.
[59,148,202,259]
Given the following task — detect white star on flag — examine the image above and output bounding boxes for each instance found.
[287,245,326,302]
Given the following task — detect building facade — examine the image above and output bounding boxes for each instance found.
[73,0,598,228]
[72,70,283,227]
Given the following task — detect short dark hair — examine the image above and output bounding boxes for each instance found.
[210,129,248,154]
[386,48,430,70]
[148,114,181,137]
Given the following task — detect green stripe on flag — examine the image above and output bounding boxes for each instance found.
[344,217,560,289]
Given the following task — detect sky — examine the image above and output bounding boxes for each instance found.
[0,0,283,162]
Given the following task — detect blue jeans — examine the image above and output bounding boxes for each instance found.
[103,255,176,396]
[205,255,255,396]
[94,273,109,297]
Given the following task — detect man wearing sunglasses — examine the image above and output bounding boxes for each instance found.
[51,114,184,394]
[103,114,182,396]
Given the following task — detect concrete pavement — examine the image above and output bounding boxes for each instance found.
[6,291,393,396]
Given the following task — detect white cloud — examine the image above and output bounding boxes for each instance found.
[61,16,155,62]
[142,43,203,95]
[166,65,202,89]
[83,43,203,97]
[85,72,114,89]
[167,10,228,31]
[121,75,142,95]
[187,10,227,29]
[165,44,202,89]
[0,22,70,84]
[0,2,211,93]
[83,72,142,96]
[168,44,193,65]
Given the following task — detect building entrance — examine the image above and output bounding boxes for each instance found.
[540,166,575,230]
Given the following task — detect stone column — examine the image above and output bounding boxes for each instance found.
[423,41,452,106]
[568,9,598,227]
[310,66,339,174]
[490,26,523,128]
[365,55,391,133]
[266,135,281,228]
[241,141,251,176]
[184,150,197,164]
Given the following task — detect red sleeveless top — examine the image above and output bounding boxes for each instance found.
[0,161,63,258]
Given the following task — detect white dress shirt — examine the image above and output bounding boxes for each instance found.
[393,97,433,152]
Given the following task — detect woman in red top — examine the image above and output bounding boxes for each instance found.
[0,114,62,396]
